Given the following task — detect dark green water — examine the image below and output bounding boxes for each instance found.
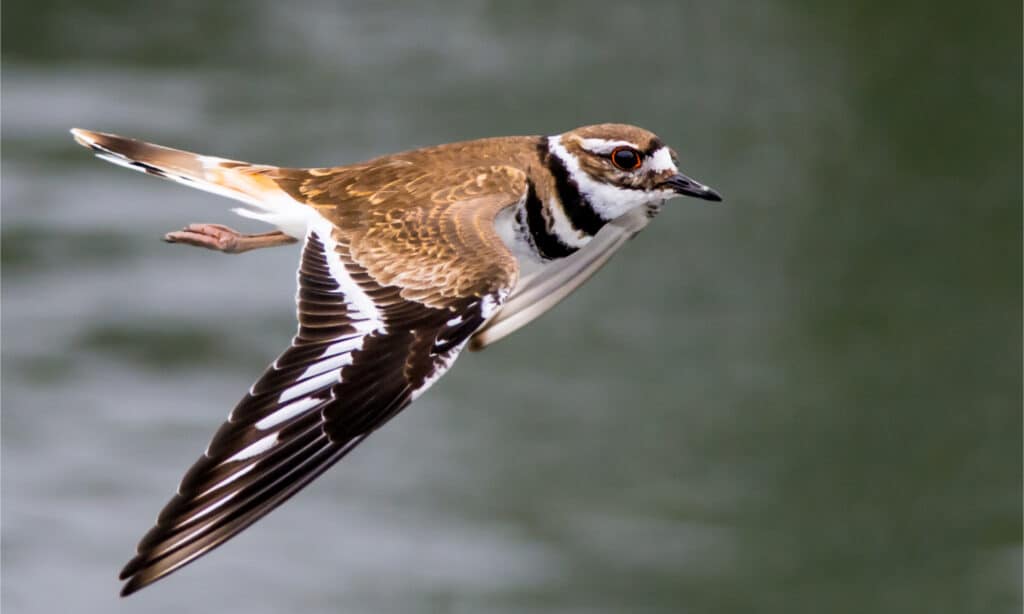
[3,2,1020,613]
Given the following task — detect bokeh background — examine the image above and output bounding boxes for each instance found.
[2,2,1020,613]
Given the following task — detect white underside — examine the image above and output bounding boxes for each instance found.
[473,205,658,349]
[493,199,545,277]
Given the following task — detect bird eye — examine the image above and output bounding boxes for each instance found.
[610,147,642,171]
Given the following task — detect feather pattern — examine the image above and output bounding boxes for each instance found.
[65,121,714,596]
[119,228,503,595]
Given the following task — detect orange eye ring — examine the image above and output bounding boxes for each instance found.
[610,146,642,171]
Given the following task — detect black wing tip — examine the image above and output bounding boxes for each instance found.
[118,553,179,596]
[119,574,146,597]
[119,547,164,595]
[119,556,150,597]
[119,555,143,581]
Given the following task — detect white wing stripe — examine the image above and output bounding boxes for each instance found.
[226,432,278,463]
[307,216,384,332]
[255,397,325,431]
[198,464,256,498]
[278,370,340,404]
[268,218,391,405]
[296,352,354,381]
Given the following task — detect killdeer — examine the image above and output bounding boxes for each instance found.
[70,123,722,595]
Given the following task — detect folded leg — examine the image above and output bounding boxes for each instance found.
[164,223,297,254]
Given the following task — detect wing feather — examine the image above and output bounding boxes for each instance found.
[119,203,520,596]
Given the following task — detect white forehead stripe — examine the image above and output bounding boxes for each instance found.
[578,139,677,175]
[578,138,640,155]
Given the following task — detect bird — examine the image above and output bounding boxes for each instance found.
[70,123,722,596]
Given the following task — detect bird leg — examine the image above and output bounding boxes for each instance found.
[164,223,298,254]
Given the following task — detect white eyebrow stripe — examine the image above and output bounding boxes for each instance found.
[643,147,677,173]
[578,138,640,154]
[580,140,678,175]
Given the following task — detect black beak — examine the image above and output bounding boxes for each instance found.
[663,173,723,202]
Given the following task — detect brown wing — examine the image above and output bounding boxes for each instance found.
[119,166,526,595]
[273,160,527,305]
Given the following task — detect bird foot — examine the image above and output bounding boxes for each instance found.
[164,224,296,254]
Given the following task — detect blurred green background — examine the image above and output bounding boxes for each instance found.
[2,1,1020,613]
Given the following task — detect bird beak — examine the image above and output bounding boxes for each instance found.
[663,173,723,202]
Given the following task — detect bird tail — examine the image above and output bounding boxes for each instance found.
[70,129,308,236]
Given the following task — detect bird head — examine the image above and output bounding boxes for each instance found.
[550,123,721,220]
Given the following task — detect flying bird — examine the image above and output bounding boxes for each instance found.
[70,124,722,595]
